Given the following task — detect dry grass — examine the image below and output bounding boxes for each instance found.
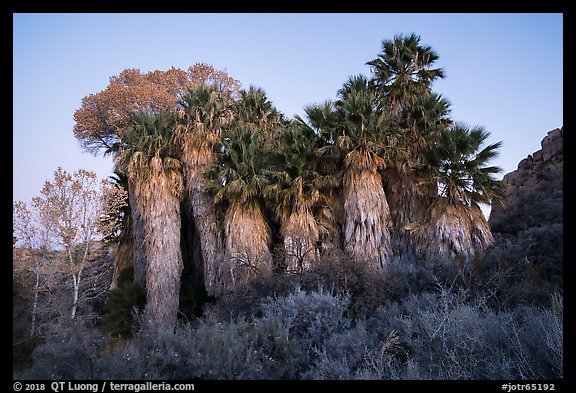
[343,165,392,269]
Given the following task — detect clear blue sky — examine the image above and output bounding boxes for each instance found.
[13,13,563,215]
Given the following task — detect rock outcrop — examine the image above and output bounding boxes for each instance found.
[489,127,563,235]
[489,127,563,288]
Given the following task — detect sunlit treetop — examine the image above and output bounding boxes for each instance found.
[73,64,241,154]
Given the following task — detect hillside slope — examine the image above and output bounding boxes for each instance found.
[489,127,563,284]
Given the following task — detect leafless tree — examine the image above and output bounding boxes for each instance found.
[14,168,114,324]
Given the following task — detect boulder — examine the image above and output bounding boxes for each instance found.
[518,156,533,169]
[532,150,543,162]
[547,128,562,140]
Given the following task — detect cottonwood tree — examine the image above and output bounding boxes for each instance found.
[13,201,55,338]
[97,178,130,289]
[15,168,113,321]
[73,64,241,154]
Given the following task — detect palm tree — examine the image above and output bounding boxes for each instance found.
[206,125,273,290]
[175,85,232,296]
[385,92,453,260]
[415,124,506,260]
[333,75,394,269]
[367,33,445,116]
[368,34,446,261]
[295,102,346,258]
[115,112,184,330]
[265,125,337,272]
[236,87,280,125]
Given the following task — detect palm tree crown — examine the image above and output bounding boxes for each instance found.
[334,74,392,170]
[116,112,181,178]
[234,86,285,145]
[175,85,232,151]
[207,125,270,211]
[367,33,445,115]
[265,125,337,224]
[419,124,506,206]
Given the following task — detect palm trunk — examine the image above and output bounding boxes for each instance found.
[138,156,184,330]
[222,202,272,290]
[110,230,133,290]
[419,198,494,261]
[343,164,392,269]
[181,139,222,296]
[282,203,319,273]
[317,189,345,258]
[383,168,429,261]
[127,177,147,289]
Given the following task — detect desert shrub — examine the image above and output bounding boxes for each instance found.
[305,289,563,380]
[21,321,106,380]
[439,231,563,309]
[94,287,351,380]
[392,290,517,379]
[22,282,562,380]
[193,286,350,379]
[503,294,563,379]
[95,324,198,379]
[518,224,563,283]
[13,277,37,375]
[297,257,392,318]
[260,286,350,347]
[208,272,296,320]
[211,255,439,323]
[186,311,306,379]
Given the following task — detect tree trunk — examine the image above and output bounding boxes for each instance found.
[141,158,184,331]
[222,202,272,291]
[282,204,319,273]
[68,246,85,320]
[110,232,133,290]
[71,272,79,320]
[383,168,430,262]
[317,189,345,259]
[343,165,392,269]
[29,267,40,338]
[181,140,223,296]
[127,177,148,290]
